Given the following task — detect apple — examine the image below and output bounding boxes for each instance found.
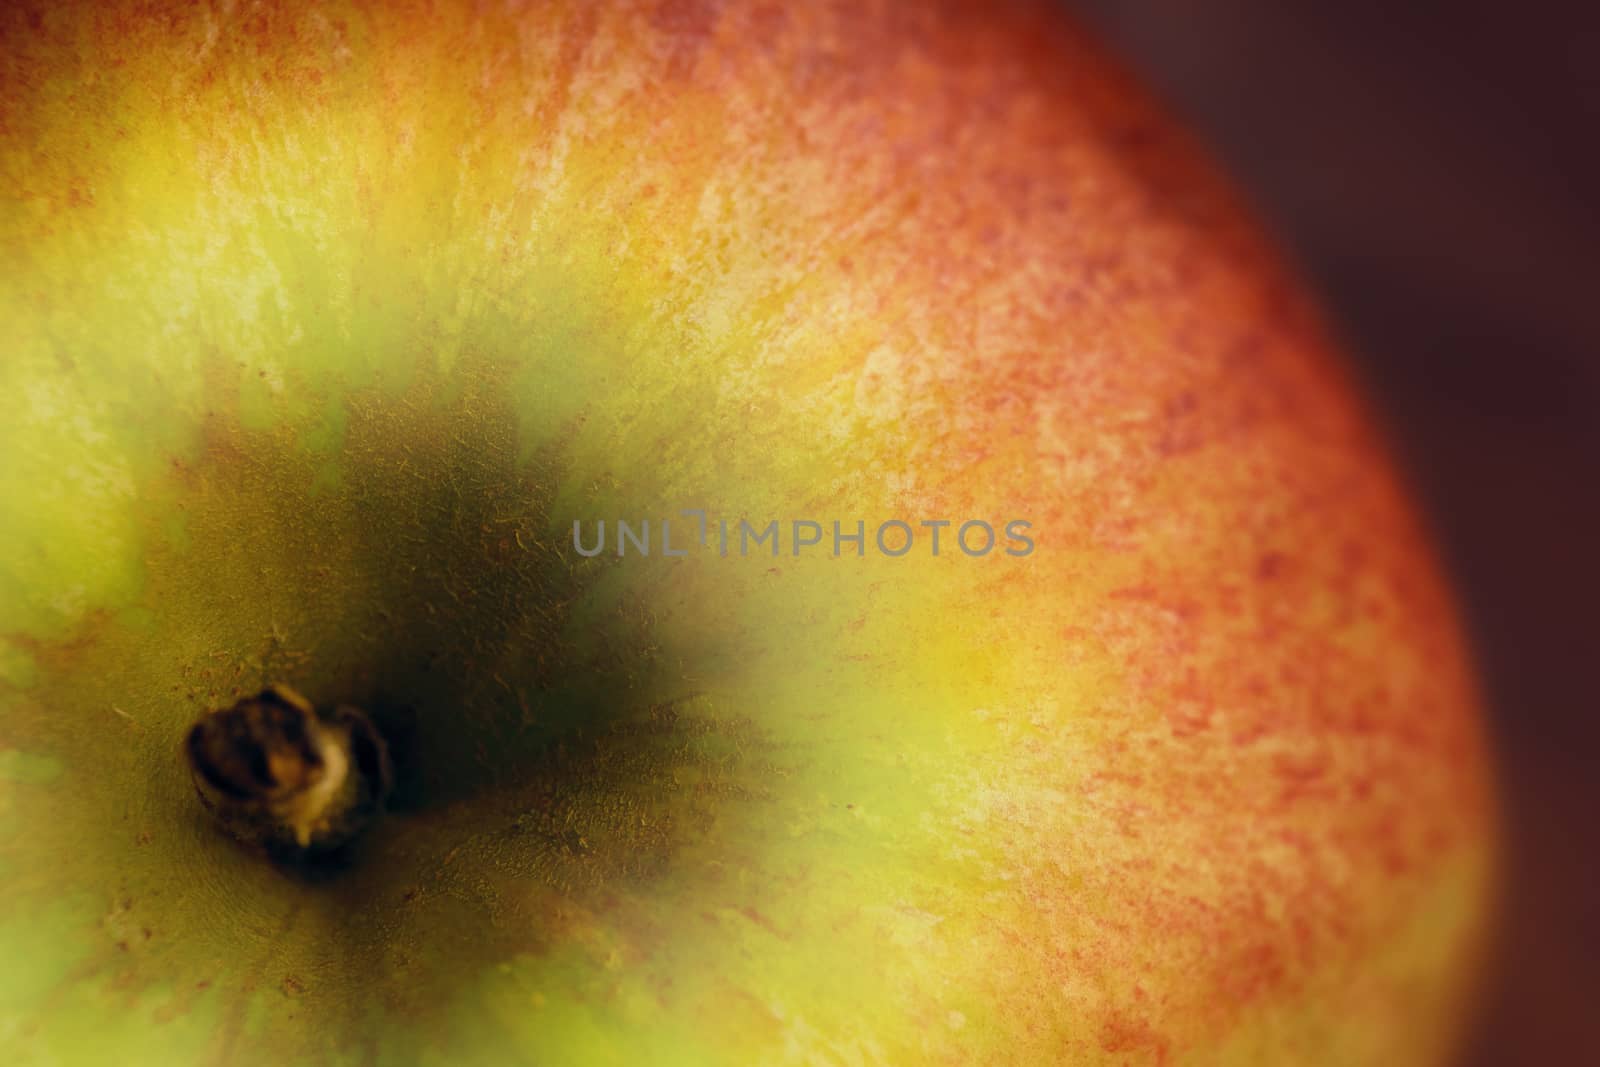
[0,1,1495,1064]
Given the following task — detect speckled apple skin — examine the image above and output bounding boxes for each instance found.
[0,3,1494,1065]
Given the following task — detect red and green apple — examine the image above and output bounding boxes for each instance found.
[0,2,1496,1064]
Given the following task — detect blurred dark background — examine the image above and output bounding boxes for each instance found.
[1063,1,1599,1062]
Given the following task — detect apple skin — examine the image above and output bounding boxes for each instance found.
[0,2,1495,1065]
